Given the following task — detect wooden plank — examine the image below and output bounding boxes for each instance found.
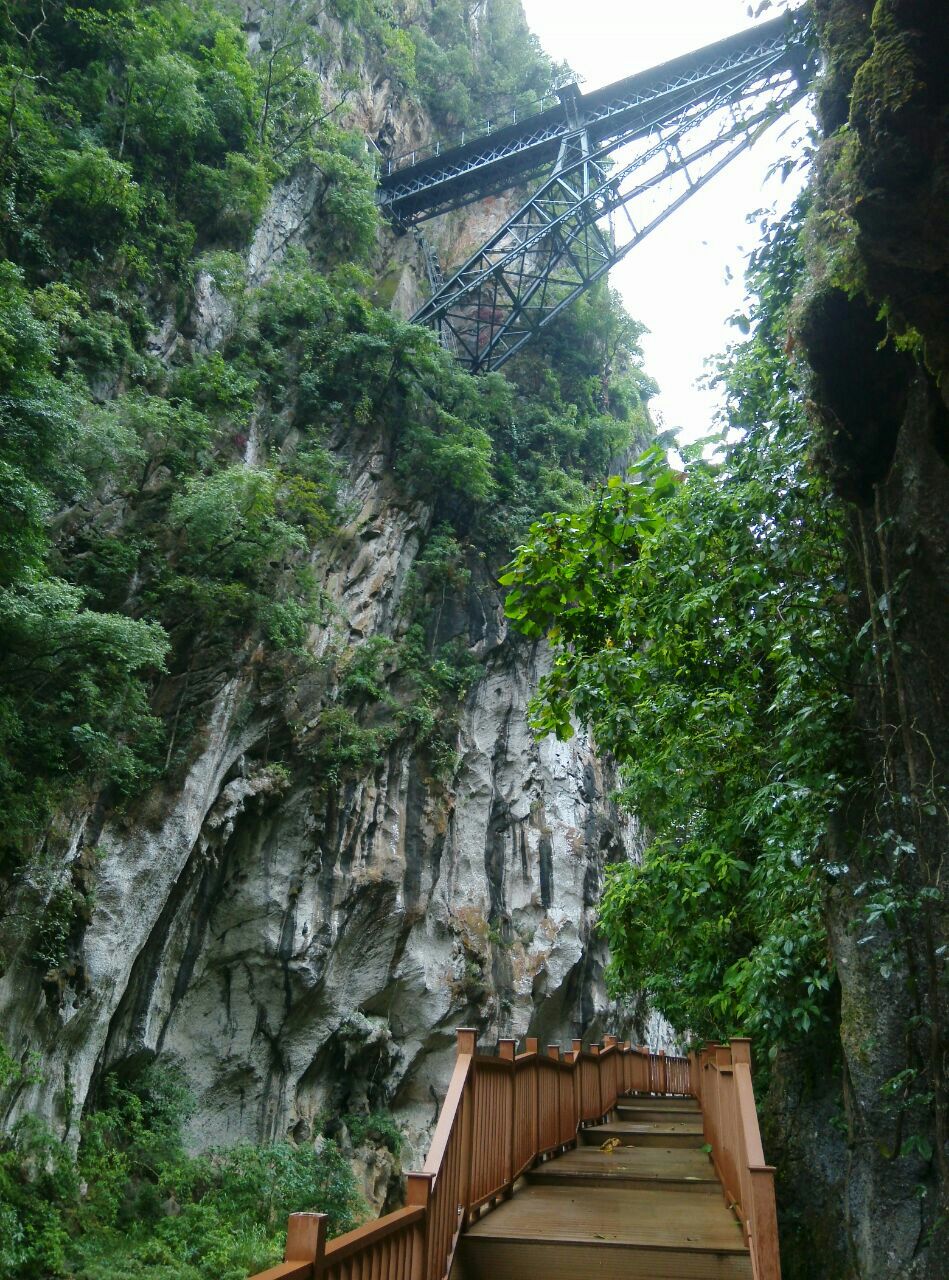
[619,1095,701,1110]
[424,1045,474,1175]
[456,1237,753,1280]
[464,1184,749,1254]
[249,1265,312,1280]
[585,1121,705,1149]
[324,1208,425,1265]
[528,1144,718,1188]
[616,1104,703,1123]
[454,1238,754,1280]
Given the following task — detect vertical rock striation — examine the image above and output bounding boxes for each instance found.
[0,489,641,1175]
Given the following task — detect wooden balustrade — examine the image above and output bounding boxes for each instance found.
[694,1038,781,1280]
[250,1034,687,1280]
[250,1035,780,1280]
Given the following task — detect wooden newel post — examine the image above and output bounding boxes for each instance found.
[406,1172,434,1207]
[729,1037,753,1070]
[750,1166,782,1280]
[457,1027,477,1057]
[285,1213,326,1277]
[659,1049,668,1096]
[406,1173,434,1280]
[525,1036,539,1055]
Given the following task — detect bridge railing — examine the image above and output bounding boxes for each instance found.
[693,1038,781,1280]
[381,93,562,176]
[250,1032,687,1280]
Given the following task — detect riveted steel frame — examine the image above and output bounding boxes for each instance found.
[378,11,808,227]
[411,54,805,372]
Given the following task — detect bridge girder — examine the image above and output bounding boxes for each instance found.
[376,12,814,375]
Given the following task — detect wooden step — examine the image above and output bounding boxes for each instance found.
[620,1093,700,1110]
[616,1102,705,1124]
[455,1184,751,1279]
[584,1120,706,1149]
[528,1144,718,1191]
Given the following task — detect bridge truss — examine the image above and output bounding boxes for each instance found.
[376,12,814,373]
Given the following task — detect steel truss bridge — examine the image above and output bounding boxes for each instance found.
[376,10,815,374]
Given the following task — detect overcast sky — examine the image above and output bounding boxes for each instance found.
[519,0,811,441]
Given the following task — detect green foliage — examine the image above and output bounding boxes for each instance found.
[47,146,144,250]
[502,198,856,1054]
[30,884,90,973]
[0,1061,365,1280]
[0,262,170,862]
[343,1110,403,1156]
[405,0,566,129]
[0,0,652,882]
[171,466,306,577]
[0,0,655,869]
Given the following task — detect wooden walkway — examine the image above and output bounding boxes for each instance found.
[454,1095,752,1280]
[249,1038,780,1280]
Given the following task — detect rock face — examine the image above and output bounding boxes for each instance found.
[0,84,645,1203]
[773,2,949,1276]
[0,458,642,1182]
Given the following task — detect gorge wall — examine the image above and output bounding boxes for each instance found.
[771,1,949,1276]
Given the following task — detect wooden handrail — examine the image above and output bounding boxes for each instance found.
[250,1033,784,1280]
[697,1038,781,1280]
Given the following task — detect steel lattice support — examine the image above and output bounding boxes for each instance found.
[391,13,814,373]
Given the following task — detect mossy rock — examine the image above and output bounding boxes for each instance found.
[850,31,925,138]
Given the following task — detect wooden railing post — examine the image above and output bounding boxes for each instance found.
[570,1041,582,1130]
[457,1028,478,1055]
[525,1037,539,1161]
[457,1028,477,1226]
[285,1213,326,1277]
[499,1038,516,1190]
[602,1037,616,1108]
[688,1048,700,1100]
[528,1038,541,1160]
[590,1044,604,1119]
[729,1037,752,1069]
[750,1165,782,1280]
[547,1045,561,1147]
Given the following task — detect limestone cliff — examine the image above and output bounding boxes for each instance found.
[0,1,647,1212]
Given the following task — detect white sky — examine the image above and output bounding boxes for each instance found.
[519,0,812,441]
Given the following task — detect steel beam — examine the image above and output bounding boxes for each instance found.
[380,11,814,373]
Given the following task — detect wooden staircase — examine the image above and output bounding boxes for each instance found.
[249,1036,779,1280]
[456,1095,752,1279]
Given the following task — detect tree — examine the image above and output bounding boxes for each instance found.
[502,198,856,1052]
